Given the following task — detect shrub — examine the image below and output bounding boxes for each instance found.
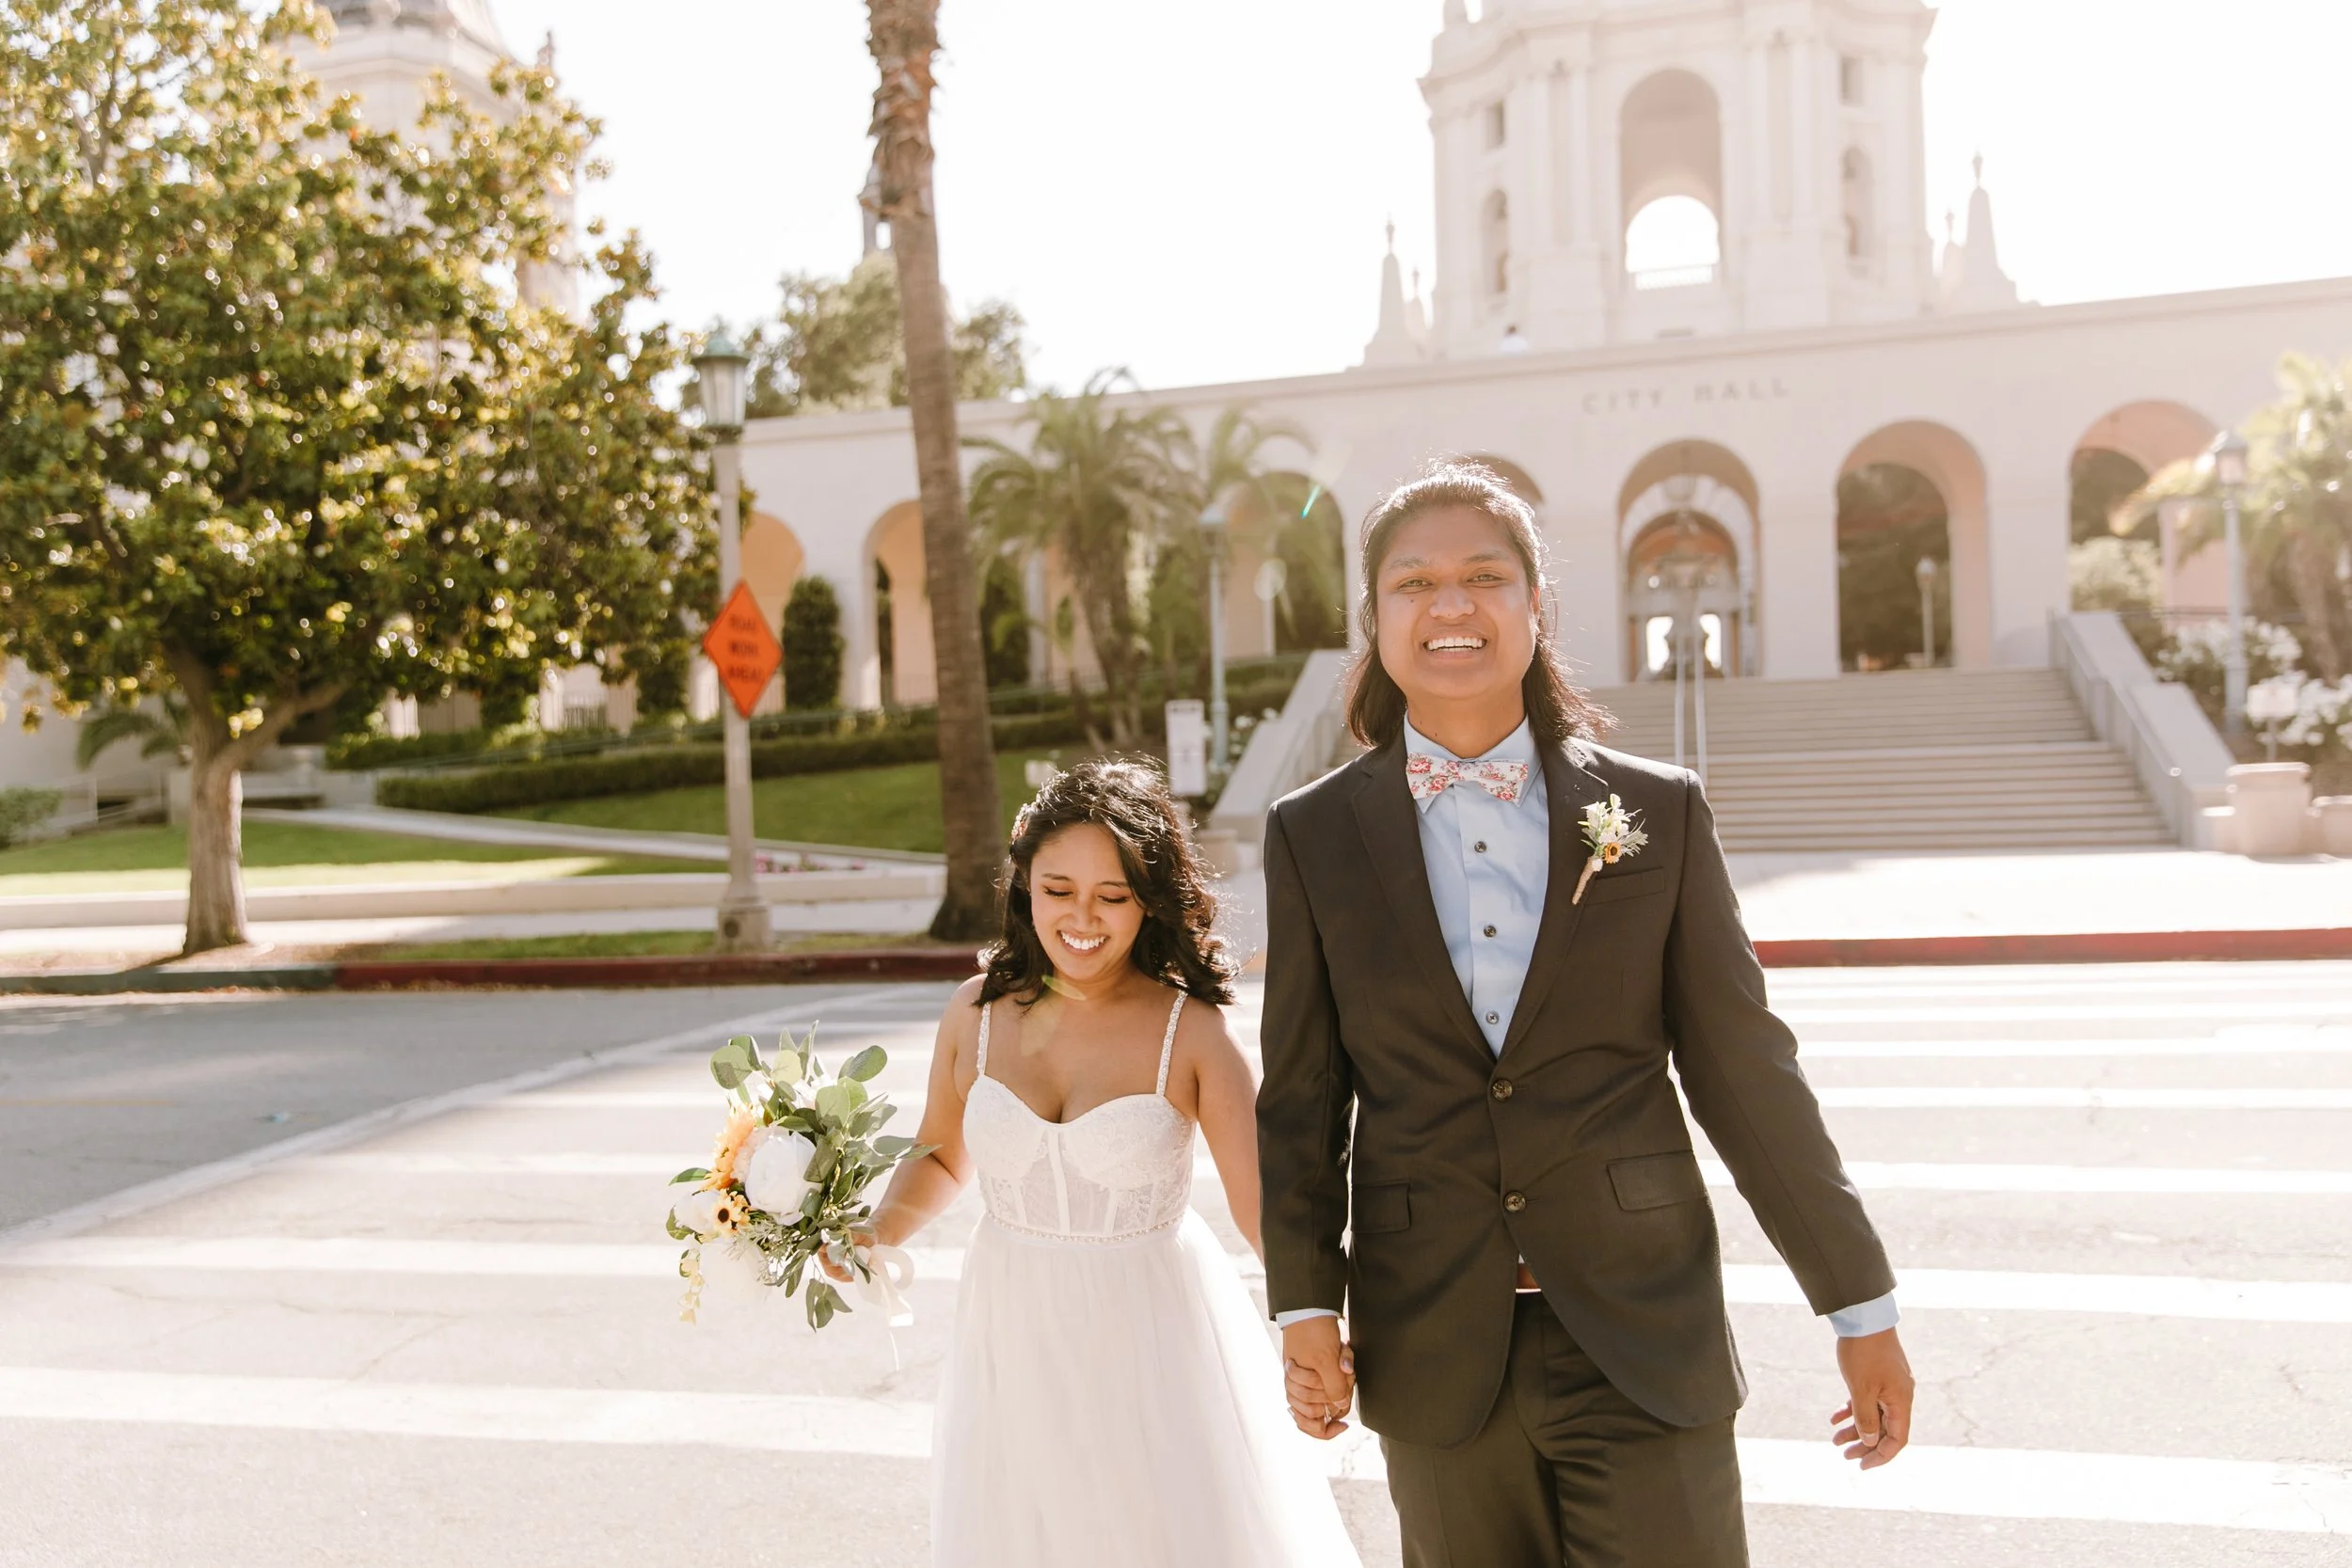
[377,712,1092,814]
[0,786,63,847]
[783,577,845,711]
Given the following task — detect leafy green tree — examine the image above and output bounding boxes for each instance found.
[866,0,1001,940]
[0,0,710,953]
[695,256,1026,421]
[967,370,1192,744]
[782,576,846,710]
[1836,465,1951,671]
[978,557,1031,689]
[2137,355,2352,680]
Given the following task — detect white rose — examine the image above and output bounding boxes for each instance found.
[743,1128,818,1220]
[671,1186,735,1238]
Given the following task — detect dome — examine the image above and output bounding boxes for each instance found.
[325,0,508,55]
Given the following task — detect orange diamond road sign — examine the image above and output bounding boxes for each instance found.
[703,580,783,719]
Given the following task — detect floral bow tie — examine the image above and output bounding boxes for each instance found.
[1406,753,1531,805]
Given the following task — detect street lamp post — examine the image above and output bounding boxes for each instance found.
[698,330,771,953]
[2213,430,2251,740]
[1915,555,1939,669]
[1200,498,1232,779]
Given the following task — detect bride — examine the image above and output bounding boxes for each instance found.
[851,758,1360,1567]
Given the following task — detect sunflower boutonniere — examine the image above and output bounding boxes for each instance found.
[1572,794,1648,905]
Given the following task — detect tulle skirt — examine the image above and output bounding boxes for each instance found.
[931,1211,1361,1568]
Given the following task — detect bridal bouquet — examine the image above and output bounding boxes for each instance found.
[667,1025,930,1329]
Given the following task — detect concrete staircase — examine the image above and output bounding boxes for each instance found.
[1583,668,2176,852]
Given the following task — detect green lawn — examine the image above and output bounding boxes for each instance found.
[493,750,1061,854]
[0,820,712,899]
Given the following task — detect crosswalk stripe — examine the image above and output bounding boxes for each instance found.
[1781,1001,2352,1024]
[0,1366,2344,1532]
[282,1149,2352,1196]
[1813,1087,2352,1110]
[16,1237,2352,1324]
[1803,1160,2352,1195]
[1802,1032,2352,1058]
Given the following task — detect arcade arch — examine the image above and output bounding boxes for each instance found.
[865,500,932,707]
[1620,70,1724,286]
[1463,453,1544,506]
[2070,400,2219,610]
[1836,422,1991,671]
[1616,440,1759,681]
[739,511,805,711]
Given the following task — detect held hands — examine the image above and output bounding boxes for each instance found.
[1831,1326,1915,1469]
[1280,1316,1355,1441]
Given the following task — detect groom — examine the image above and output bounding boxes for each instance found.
[1257,463,1913,1565]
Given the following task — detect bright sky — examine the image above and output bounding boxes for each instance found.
[487,0,2352,394]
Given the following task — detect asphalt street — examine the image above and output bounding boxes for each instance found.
[3,963,2350,1565]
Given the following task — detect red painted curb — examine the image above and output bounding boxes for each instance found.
[1754,928,2352,967]
[331,949,983,990]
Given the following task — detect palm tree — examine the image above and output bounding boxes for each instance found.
[864,0,1002,942]
[1190,408,1342,653]
[967,370,1192,746]
[74,693,189,771]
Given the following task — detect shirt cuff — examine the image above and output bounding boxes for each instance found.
[1273,1307,1342,1329]
[1826,1291,1899,1338]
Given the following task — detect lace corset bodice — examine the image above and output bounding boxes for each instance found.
[963,993,1196,1243]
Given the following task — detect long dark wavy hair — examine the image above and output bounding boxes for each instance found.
[977,759,1237,1008]
[1343,460,1613,750]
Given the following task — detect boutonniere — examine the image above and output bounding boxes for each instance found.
[1572,794,1648,905]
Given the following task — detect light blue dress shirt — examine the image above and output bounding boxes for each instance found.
[1275,718,1897,1338]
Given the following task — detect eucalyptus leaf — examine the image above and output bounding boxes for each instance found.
[669,1166,711,1186]
[842,1045,887,1083]
[708,1036,762,1092]
[872,1134,916,1159]
[813,1081,867,1123]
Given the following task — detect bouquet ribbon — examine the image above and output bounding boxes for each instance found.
[856,1243,917,1328]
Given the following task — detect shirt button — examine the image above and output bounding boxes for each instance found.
[1483,924,1497,938]
[1473,840,1487,853]
[1491,1078,1514,1101]
[1486,1010,1500,1025]
[1503,1191,1528,1213]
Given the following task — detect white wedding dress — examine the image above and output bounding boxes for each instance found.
[933,992,1361,1568]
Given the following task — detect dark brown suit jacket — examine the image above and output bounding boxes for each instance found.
[1257,735,1894,1447]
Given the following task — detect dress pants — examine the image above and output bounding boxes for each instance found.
[1380,1293,1748,1568]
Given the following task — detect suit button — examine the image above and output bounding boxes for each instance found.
[1491,1078,1514,1101]
[1503,1191,1527,1213]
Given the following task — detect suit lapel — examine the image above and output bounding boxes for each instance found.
[1351,742,1494,1062]
[1496,738,1613,1062]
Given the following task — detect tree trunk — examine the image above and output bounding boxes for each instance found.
[183,733,248,957]
[868,0,1003,942]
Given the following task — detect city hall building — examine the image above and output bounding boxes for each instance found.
[8,0,2347,835]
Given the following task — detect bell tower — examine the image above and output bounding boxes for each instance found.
[1417,0,1937,357]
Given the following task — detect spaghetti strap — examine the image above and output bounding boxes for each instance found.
[975,997,993,1080]
[1154,991,1184,1098]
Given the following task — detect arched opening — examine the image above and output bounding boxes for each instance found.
[1463,453,1544,506]
[1482,191,1511,301]
[865,501,931,707]
[1617,440,1761,680]
[1620,70,1724,289]
[1624,197,1721,287]
[1836,422,1992,671]
[738,511,803,713]
[2070,400,2220,620]
[1841,147,1875,273]
[1627,514,1741,681]
[1251,473,1349,654]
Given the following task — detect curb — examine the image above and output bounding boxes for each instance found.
[332,949,979,990]
[6,928,2347,996]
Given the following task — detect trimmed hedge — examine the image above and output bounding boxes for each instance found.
[379,712,1093,815]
